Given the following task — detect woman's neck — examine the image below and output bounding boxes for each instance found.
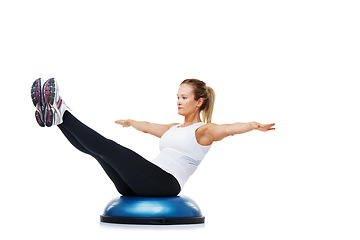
[183,114,202,127]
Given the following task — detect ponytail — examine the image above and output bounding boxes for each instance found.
[202,86,215,123]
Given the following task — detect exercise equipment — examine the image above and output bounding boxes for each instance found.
[100,195,204,225]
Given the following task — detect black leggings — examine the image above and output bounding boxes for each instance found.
[58,111,180,197]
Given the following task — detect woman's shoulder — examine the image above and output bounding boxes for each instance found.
[199,122,217,128]
[196,122,217,133]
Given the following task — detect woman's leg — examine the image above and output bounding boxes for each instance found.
[59,111,180,197]
[58,126,136,196]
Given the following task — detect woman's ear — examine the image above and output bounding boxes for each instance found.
[196,98,204,109]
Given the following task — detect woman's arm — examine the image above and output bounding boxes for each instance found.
[197,122,275,145]
[115,119,178,138]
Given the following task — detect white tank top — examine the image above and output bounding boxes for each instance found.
[150,122,212,189]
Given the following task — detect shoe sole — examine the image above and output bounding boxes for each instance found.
[35,111,45,127]
[43,78,58,127]
[44,78,56,106]
[31,78,41,107]
[45,107,54,127]
[31,78,45,127]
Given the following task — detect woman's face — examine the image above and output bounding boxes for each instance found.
[177,84,202,117]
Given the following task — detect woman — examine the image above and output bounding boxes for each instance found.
[31,78,275,197]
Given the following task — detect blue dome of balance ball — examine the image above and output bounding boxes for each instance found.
[100,195,204,225]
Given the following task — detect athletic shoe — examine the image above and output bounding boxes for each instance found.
[43,78,70,126]
[31,78,46,127]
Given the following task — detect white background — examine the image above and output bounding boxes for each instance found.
[1,0,359,239]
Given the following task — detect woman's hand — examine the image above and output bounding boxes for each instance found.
[115,119,133,127]
[252,122,276,132]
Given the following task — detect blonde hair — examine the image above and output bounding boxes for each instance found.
[181,79,215,123]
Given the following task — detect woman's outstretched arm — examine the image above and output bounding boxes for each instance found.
[115,119,178,138]
[197,122,275,145]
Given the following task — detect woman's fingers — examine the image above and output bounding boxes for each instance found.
[259,123,275,131]
[115,120,128,126]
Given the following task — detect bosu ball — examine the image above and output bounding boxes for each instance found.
[100,195,204,225]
